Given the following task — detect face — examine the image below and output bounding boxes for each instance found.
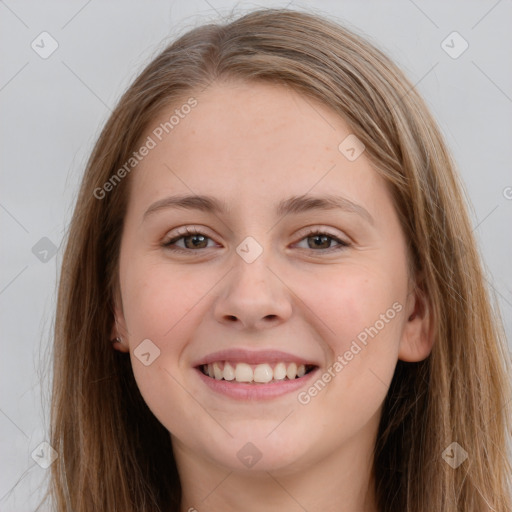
[112,80,431,476]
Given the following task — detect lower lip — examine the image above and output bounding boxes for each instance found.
[194,367,319,400]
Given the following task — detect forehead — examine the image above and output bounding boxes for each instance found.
[126,80,391,221]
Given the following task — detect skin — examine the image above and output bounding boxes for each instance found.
[111,80,433,512]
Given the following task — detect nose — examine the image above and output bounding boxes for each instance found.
[213,252,293,331]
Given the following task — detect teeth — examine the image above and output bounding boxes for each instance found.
[213,362,223,380]
[286,362,297,380]
[253,363,273,383]
[273,362,287,380]
[202,361,312,383]
[235,363,253,382]
[223,362,235,381]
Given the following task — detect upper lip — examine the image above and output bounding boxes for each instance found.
[192,348,320,367]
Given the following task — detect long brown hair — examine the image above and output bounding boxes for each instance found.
[44,7,512,511]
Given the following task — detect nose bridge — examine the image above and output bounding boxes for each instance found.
[232,238,277,304]
[234,241,272,292]
[213,236,292,329]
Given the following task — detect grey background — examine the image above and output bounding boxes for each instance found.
[1,0,511,509]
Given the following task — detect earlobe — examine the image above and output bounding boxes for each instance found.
[110,297,130,353]
[398,282,435,362]
[111,337,130,353]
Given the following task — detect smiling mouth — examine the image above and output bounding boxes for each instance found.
[198,361,317,384]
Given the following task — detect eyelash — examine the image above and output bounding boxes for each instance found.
[161,226,351,254]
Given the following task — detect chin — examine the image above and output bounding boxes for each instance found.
[199,430,312,474]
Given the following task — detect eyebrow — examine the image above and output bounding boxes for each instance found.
[142,193,374,225]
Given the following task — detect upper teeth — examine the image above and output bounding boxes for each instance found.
[203,362,308,383]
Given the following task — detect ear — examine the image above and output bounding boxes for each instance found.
[110,287,130,354]
[398,275,435,362]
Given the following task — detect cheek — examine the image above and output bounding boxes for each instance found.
[121,263,209,434]
[120,261,219,417]
[121,261,206,342]
[294,263,405,409]
[292,262,405,352]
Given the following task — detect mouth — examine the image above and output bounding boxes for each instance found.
[192,349,320,400]
[197,361,318,384]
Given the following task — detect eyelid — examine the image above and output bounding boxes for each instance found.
[161,225,218,247]
[295,225,350,242]
[163,225,213,239]
[164,224,349,242]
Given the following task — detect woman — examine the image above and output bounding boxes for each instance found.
[46,7,512,511]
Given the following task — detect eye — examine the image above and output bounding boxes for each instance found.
[161,226,217,252]
[161,227,351,253]
[293,228,351,252]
